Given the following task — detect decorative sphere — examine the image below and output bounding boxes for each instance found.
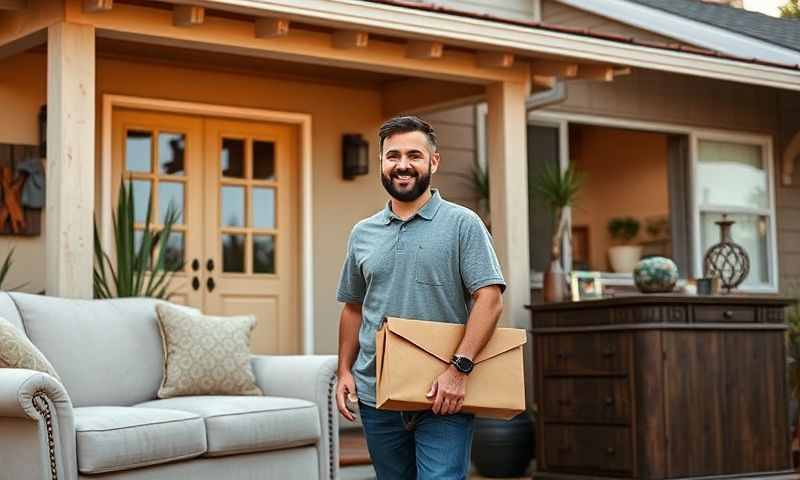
[634,257,679,293]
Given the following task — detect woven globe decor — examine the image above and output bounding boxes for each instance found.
[633,256,678,293]
[703,215,750,292]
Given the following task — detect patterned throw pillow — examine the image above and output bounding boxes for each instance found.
[0,316,61,381]
[155,304,263,398]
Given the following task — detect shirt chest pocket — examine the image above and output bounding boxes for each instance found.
[414,243,450,287]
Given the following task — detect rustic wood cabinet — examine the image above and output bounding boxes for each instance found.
[529,295,797,480]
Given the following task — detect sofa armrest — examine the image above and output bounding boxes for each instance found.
[0,369,78,480]
[251,355,338,480]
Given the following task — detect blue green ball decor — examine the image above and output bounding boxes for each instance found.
[633,257,679,293]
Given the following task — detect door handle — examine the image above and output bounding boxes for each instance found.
[207,259,215,272]
[191,259,200,271]
[207,277,215,292]
[192,277,200,291]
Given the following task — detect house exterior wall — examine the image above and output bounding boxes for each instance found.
[0,51,390,354]
[540,0,685,45]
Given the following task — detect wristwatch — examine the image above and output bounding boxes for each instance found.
[450,355,474,375]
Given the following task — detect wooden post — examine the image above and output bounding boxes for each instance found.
[47,22,95,298]
[486,81,530,328]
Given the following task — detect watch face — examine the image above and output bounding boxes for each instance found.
[455,357,473,373]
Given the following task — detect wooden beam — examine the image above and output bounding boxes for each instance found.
[66,2,529,84]
[332,30,368,49]
[532,75,557,89]
[82,0,112,13]
[783,129,800,185]
[406,40,443,60]
[614,67,632,77]
[486,81,530,328]
[47,22,96,299]
[0,0,26,10]
[173,5,204,27]
[477,51,514,69]
[255,17,289,38]
[577,64,615,81]
[531,60,578,78]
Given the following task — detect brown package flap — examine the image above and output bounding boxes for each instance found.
[376,317,527,420]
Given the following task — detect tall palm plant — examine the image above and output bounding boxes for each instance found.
[93,180,182,299]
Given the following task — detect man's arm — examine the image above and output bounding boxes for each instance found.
[336,302,362,422]
[426,284,504,415]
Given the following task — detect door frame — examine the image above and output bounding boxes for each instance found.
[101,94,315,353]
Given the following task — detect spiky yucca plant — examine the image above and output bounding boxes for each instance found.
[93,180,182,299]
[532,164,585,262]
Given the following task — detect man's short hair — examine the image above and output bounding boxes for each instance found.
[378,116,438,154]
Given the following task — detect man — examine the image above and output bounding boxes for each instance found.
[335,116,506,479]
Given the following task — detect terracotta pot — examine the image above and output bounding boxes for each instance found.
[543,259,566,303]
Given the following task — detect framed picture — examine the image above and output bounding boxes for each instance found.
[570,271,603,301]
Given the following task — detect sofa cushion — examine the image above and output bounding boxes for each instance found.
[0,316,61,381]
[9,293,197,407]
[138,396,320,457]
[74,406,207,474]
[155,304,262,398]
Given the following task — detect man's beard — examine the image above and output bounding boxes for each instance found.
[381,165,431,202]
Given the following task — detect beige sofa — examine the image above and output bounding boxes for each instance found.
[0,293,339,480]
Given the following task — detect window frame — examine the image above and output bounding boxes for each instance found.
[690,131,778,292]
[525,110,778,293]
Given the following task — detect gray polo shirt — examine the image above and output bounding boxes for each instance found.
[336,189,506,406]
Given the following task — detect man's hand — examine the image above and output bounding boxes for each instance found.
[426,365,467,415]
[336,369,358,422]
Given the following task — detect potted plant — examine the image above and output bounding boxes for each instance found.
[532,164,584,303]
[607,216,642,273]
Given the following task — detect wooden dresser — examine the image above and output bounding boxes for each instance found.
[528,295,797,480]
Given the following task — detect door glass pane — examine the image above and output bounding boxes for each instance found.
[222,234,245,272]
[221,138,245,178]
[221,186,245,227]
[159,182,184,224]
[700,212,769,286]
[159,132,185,176]
[253,141,276,180]
[126,130,152,173]
[697,140,767,209]
[253,235,275,274]
[252,188,276,229]
[163,231,184,272]
[131,180,152,224]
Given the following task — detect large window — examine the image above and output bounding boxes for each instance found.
[694,136,775,290]
[527,115,777,291]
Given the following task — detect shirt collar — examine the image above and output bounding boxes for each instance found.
[382,189,443,225]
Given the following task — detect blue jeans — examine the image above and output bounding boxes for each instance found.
[358,402,474,480]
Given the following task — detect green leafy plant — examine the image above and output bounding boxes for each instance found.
[532,164,585,261]
[785,282,800,451]
[780,0,800,18]
[608,217,640,244]
[93,180,182,299]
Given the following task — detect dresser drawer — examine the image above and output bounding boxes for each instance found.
[693,305,756,323]
[545,425,633,474]
[543,378,631,423]
[542,333,630,375]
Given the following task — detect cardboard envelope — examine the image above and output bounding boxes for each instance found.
[375,316,527,420]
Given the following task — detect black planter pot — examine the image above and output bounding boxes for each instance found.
[471,412,535,478]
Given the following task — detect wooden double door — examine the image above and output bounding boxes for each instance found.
[112,109,300,354]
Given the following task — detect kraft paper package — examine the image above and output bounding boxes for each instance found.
[375,316,527,420]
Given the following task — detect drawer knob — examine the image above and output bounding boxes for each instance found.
[604,396,615,406]
[606,447,616,456]
[556,352,572,360]
[723,310,734,319]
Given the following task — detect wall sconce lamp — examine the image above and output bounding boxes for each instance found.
[38,104,47,158]
[342,134,369,180]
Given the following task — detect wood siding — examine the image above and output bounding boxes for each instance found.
[541,0,686,46]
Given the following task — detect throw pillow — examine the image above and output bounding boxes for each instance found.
[0,316,61,381]
[155,303,263,398]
